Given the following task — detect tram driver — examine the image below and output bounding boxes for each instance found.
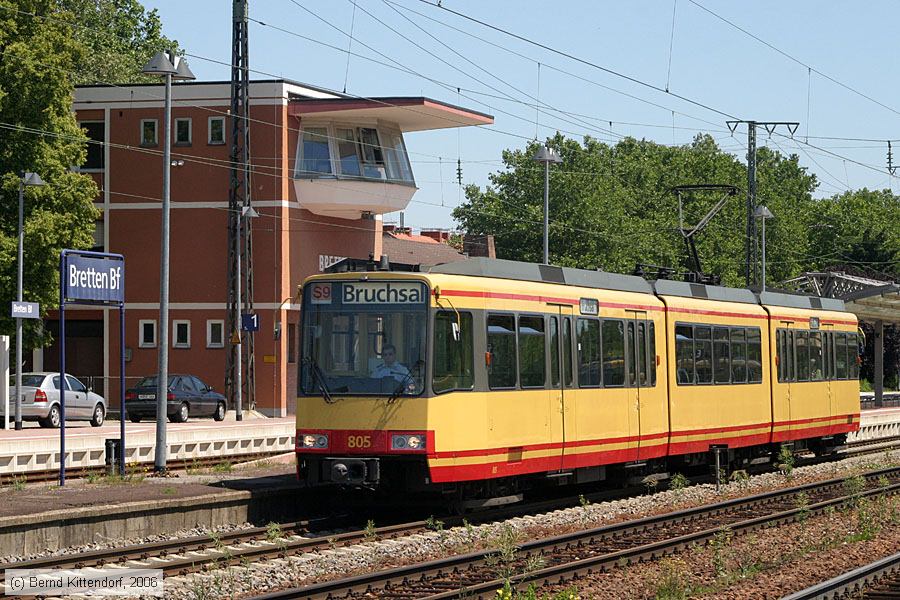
[370,344,410,382]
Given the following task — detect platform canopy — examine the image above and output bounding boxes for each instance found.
[785,271,900,324]
[288,96,494,132]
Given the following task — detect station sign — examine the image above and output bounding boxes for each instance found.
[579,298,599,316]
[63,253,125,303]
[10,301,39,319]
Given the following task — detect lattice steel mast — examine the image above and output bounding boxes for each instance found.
[226,0,255,416]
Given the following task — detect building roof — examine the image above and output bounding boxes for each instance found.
[289,96,494,132]
[382,232,467,265]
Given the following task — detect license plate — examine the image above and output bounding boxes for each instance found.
[138,394,155,400]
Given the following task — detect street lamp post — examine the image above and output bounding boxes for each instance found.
[14,172,45,431]
[142,50,195,473]
[754,204,774,291]
[532,146,562,265]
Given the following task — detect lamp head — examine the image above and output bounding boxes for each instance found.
[22,172,45,187]
[532,145,562,164]
[753,205,774,219]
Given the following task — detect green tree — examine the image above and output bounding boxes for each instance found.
[0,0,100,346]
[454,133,818,287]
[59,0,180,85]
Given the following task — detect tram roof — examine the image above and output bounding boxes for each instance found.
[427,258,654,295]
[427,258,847,311]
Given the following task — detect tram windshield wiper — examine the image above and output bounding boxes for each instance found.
[304,358,336,404]
[388,359,424,403]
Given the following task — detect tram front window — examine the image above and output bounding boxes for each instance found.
[301,280,427,397]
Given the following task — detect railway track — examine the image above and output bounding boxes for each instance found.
[783,551,900,600]
[250,466,900,599]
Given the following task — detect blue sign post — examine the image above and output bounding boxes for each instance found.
[59,250,125,486]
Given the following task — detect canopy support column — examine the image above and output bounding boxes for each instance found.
[875,319,884,408]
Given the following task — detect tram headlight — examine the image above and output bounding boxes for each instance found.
[391,434,425,451]
[300,433,328,449]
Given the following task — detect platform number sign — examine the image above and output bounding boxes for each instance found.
[241,313,260,332]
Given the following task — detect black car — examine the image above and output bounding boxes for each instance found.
[125,374,226,423]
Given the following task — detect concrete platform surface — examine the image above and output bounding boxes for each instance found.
[0,412,295,476]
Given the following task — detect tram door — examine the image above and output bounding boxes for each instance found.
[550,305,575,471]
[627,311,649,461]
[778,321,795,439]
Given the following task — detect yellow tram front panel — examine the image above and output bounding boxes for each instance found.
[763,304,860,442]
[660,294,772,454]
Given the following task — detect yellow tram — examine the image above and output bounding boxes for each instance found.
[296,258,859,501]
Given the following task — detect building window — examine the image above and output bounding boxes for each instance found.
[287,323,297,363]
[207,320,224,348]
[208,116,225,145]
[358,127,386,179]
[91,219,104,252]
[139,320,157,348]
[141,119,158,146]
[79,121,105,170]
[174,118,191,145]
[173,320,191,348]
[297,127,332,175]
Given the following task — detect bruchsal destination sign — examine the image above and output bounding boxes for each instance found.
[58,250,126,487]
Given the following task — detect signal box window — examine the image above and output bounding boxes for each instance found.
[297,127,332,175]
[141,119,158,146]
[602,320,625,386]
[358,128,386,179]
[208,117,225,145]
[576,318,600,387]
[287,323,297,364]
[336,128,362,176]
[433,311,474,394]
[487,314,516,389]
[518,315,546,388]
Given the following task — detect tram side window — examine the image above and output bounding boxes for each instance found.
[637,322,649,386]
[809,331,824,381]
[714,327,731,384]
[432,311,474,394]
[649,322,657,386]
[626,321,637,386]
[602,320,625,386]
[786,330,795,381]
[550,317,560,388]
[849,333,861,379]
[576,318,601,387]
[563,318,574,387]
[675,324,694,385]
[747,327,763,383]
[796,331,810,381]
[823,332,833,380]
[835,333,848,379]
[518,315,546,388]
[487,314,517,389]
[776,330,784,382]
[695,326,713,384]
[730,328,747,383]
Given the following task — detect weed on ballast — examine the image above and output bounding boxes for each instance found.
[265,521,284,543]
[776,446,795,479]
[425,515,444,532]
[363,519,377,542]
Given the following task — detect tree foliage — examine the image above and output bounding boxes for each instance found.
[59,0,180,85]
[454,133,900,286]
[0,0,100,346]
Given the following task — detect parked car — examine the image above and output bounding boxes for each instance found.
[4,372,106,428]
[125,375,226,423]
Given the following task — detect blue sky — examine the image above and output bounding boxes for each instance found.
[143,0,900,231]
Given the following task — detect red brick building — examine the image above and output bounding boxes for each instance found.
[36,80,491,416]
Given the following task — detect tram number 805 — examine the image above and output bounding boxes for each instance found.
[347,435,372,449]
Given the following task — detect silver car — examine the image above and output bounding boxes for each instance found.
[6,373,107,428]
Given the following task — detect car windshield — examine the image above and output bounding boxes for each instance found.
[10,374,46,387]
[301,280,427,396]
[135,375,177,389]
